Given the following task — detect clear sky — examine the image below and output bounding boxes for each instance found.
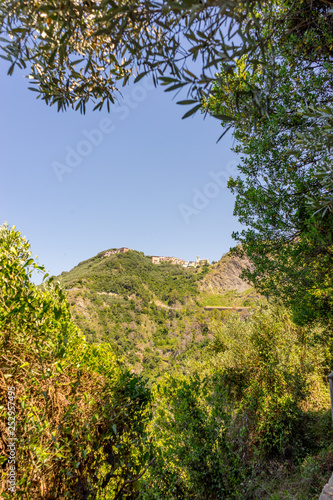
[0,59,243,282]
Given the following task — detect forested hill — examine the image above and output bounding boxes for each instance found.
[50,248,257,378]
[56,249,206,304]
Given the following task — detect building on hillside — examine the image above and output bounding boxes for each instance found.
[197,255,210,266]
[104,250,116,257]
[151,256,185,265]
[151,256,163,264]
[151,255,208,266]
[104,247,130,257]
[165,256,185,265]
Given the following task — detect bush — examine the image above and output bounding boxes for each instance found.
[139,305,332,499]
[0,224,153,499]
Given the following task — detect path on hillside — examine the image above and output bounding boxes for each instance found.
[203,306,249,312]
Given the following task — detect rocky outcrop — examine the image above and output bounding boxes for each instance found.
[319,474,333,500]
[199,251,254,294]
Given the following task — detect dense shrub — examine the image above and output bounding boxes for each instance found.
[140,306,332,499]
[0,224,152,499]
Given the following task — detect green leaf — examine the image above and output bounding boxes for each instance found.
[134,71,149,83]
[24,258,34,267]
[182,104,201,119]
[212,113,236,122]
[54,308,62,320]
[177,99,197,105]
[159,77,179,85]
[165,82,187,92]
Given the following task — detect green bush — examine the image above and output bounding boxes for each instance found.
[0,224,152,499]
[139,305,332,499]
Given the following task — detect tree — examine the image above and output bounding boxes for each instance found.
[1,0,331,115]
[205,42,333,323]
[2,0,333,217]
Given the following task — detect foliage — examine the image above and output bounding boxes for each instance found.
[3,1,333,224]
[139,304,333,499]
[1,0,332,120]
[0,0,266,112]
[205,43,333,323]
[0,223,152,499]
[2,1,333,495]
[58,249,201,304]
[199,289,259,308]
[2,224,333,499]
[52,249,222,379]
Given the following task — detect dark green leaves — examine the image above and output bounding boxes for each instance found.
[181,103,201,118]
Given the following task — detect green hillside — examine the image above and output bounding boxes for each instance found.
[51,249,258,379]
[58,249,204,302]
[3,228,333,500]
[50,247,333,500]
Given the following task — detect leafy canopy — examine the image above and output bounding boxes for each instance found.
[204,24,333,323]
[1,0,331,115]
[2,1,333,213]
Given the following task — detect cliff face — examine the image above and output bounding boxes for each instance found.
[199,251,254,293]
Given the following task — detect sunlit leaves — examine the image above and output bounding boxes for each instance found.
[0,0,316,116]
[205,47,333,323]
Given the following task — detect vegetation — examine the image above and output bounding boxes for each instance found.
[204,10,333,325]
[199,289,258,308]
[57,249,203,304]
[1,0,332,148]
[0,0,310,113]
[2,225,333,498]
[140,306,333,499]
[2,0,333,497]
[52,249,236,379]
[0,224,152,499]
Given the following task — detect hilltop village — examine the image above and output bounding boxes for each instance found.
[103,247,209,268]
[151,255,209,267]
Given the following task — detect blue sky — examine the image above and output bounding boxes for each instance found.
[0,59,243,282]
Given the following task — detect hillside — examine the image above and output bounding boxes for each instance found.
[4,227,333,500]
[51,248,258,378]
